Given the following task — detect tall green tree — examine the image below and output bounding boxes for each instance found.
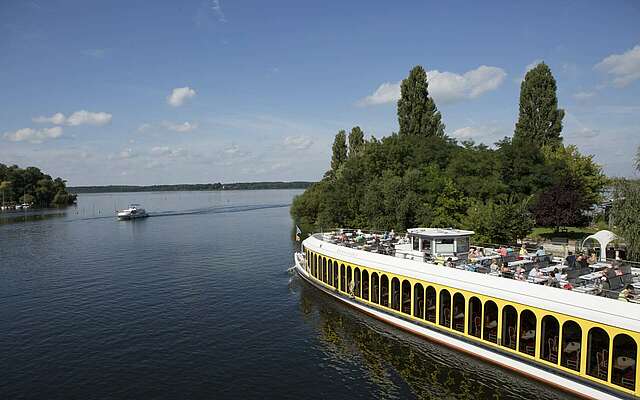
[348,126,365,157]
[514,63,564,148]
[635,145,640,172]
[397,65,445,138]
[330,130,348,172]
[612,180,640,261]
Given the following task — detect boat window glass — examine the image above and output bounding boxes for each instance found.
[421,239,431,254]
[413,283,424,319]
[436,239,455,253]
[501,305,518,350]
[380,275,389,307]
[439,289,451,328]
[340,264,346,292]
[561,321,581,372]
[412,236,419,251]
[457,237,469,253]
[468,297,482,338]
[483,301,498,343]
[371,273,379,304]
[328,260,333,286]
[354,268,361,297]
[401,280,411,315]
[452,293,465,333]
[612,334,636,391]
[323,258,327,283]
[425,286,436,322]
[347,266,353,294]
[519,310,537,356]
[333,262,339,289]
[362,270,369,301]
[391,278,400,311]
[540,316,560,364]
[313,255,318,278]
[587,327,610,381]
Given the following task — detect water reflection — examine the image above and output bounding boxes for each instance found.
[297,283,575,400]
[0,210,66,225]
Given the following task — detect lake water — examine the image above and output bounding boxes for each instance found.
[0,190,574,399]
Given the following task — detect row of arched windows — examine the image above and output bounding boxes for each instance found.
[304,249,637,392]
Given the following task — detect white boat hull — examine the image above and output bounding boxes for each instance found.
[293,253,625,400]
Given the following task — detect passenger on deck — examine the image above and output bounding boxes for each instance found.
[566,251,576,268]
[536,246,546,258]
[519,246,527,257]
[528,265,542,280]
[490,259,499,273]
[588,252,598,265]
[498,246,508,257]
[618,285,636,302]
[446,257,455,268]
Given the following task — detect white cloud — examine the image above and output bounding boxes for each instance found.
[450,124,506,145]
[283,135,313,150]
[595,45,640,87]
[167,86,196,107]
[32,110,112,126]
[115,148,137,160]
[224,144,240,155]
[67,110,112,126]
[573,91,595,101]
[3,126,63,143]
[569,127,600,139]
[358,65,506,106]
[210,0,226,22]
[82,48,107,58]
[162,121,198,132]
[150,146,188,158]
[33,112,66,125]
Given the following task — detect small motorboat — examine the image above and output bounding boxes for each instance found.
[117,204,149,220]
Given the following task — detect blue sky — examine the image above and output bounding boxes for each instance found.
[1,0,639,185]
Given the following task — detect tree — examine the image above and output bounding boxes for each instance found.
[348,126,365,157]
[464,196,534,244]
[532,178,587,231]
[635,145,640,172]
[397,65,445,138]
[611,180,640,261]
[513,63,564,148]
[330,130,348,172]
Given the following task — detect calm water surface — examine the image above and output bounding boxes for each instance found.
[0,190,575,399]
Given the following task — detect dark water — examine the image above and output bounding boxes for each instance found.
[0,190,575,400]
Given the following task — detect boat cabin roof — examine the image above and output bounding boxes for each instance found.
[407,228,474,239]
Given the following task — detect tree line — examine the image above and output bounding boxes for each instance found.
[69,181,313,193]
[0,164,77,207]
[291,63,608,245]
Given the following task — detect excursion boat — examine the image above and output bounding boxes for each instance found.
[293,228,640,400]
[116,204,148,220]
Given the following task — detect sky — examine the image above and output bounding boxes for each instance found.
[1,0,639,186]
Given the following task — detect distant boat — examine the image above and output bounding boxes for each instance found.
[116,204,149,220]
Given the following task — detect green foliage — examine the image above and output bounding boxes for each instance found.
[532,178,587,231]
[331,130,348,172]
[70,181,311,193]
[635,145,640,172]
[0,163,77,207]
[397,66,445,138]
[611,180,640,261]
[514,63,565,148]
[291,64,606,242]
[464,196,534,244]
[348,126,365,157]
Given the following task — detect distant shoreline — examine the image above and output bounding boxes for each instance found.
[68,181,313,194]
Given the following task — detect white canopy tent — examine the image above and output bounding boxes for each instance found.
[581,230,619,261]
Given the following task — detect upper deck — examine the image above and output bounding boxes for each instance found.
[302,229,640,332]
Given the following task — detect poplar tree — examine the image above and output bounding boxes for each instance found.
[514,63,564,148]
[397,65,445,138]
[331,130,348,171]
[348,126,365,157]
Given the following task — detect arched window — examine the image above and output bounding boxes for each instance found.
[401,280,411,315]
[362,270,369,301]
[501,305,518,350]
[371,273,379,304]
[519,310,537,356]
[414,283,424,319]
[587,327,610,381]
[612,334,636,390]
[322,258,327,283]
[391,277,400,311]
[468,297,482,338]
[354,268,361,297]
[340,264,346,292]
[347,266,353,294]
[333,262,339,289]
[439,289,451,328]
[483,301,498,343]
[380,275,389,307]
[327,259,333,286]
[541,316,560,364]
[452,293,465,333]
[425,286,436,323]
[561,321,582,371]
